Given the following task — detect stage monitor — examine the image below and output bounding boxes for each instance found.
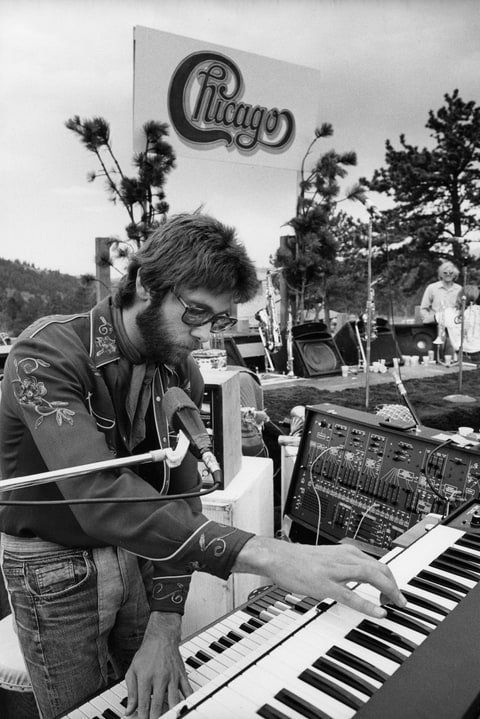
[197,369,242,488]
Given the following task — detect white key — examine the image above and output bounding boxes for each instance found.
[64,709,90,719]
[97,687,127,715]
[229,666,355,719]
[68,701,102,718]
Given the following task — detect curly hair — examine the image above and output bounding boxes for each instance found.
[438,261,459,280]
[115,213,259,308]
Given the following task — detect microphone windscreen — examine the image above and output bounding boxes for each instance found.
[376,403,414,424]
[161,387,197,424]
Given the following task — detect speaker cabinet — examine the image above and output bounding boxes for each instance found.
[288,323,343,377]
[293,338,343,377]
[393,323,437,357]
[334,319,403,367]
[224,333,265,372]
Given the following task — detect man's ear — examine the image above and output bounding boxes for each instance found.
[135,271,150,302]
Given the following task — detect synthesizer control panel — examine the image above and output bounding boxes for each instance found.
[284,403,480,550]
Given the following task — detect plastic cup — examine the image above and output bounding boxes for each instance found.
[341,365,349,378]
[458,427,474,437]
[444,354,452,366]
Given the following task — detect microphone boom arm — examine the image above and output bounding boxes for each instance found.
[0,431,190,494]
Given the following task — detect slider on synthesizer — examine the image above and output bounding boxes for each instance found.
[284,403,480,551]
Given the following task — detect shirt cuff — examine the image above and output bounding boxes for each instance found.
[150,574,192,613]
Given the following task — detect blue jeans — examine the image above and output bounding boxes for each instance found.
[0,533,151,719]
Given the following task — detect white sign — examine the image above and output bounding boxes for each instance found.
[133,26,321,170]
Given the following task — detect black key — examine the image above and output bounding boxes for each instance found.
[312,657,377,696]
[401,589,449,617]
[102,710,121,719]
[409,576,463,602]
[247,617,265,629]
[346,629,406,664]
[443,547,480,572]
[357,620,417,652]
[455,536,480,552]
[227,630,244,643]
[275,687,332,719]
[120,696,128,708]
[185,655,203,669]
[239,622,256,634]
[417,569,469,595]
[430,556,479,582]
[257,703,292,719]
[384,603,440,628]
[256,598,278,611]
[217,636,235,648]
[326,646,388,683]
[299,668,364,711]
[195,649,212,663]
[384,604,443,627]
[208,640,226,654]
[463,532,480,546]
[383,607,432,636]
[246,605,266,618]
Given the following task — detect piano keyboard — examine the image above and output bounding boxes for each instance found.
[64,510,480,719]
[61,586,319,719]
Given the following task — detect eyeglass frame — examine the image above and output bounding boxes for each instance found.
[171,288,237,333]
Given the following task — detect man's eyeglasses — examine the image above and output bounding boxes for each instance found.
[172,289,237,333]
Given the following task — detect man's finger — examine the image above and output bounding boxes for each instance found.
[334,585,388,618]
[150,685,167,719]
[123,671,138,717]
[179,673,194,699]
[135,679,154,719]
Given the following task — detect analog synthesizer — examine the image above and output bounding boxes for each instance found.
[284,403,480,551]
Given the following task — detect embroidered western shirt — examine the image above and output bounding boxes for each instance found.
[0,297,253,613]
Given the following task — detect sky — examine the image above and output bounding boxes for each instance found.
[1,0,479,277]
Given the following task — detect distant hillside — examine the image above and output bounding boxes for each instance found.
[0,258,97,336]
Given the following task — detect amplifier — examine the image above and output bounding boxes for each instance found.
[284,402,480,551]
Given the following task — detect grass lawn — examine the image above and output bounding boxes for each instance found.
[263,368,480,433]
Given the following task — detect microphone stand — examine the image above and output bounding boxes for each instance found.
[444,288,477,405]
[365,215,373,410]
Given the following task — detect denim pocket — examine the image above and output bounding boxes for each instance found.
[4,550,93,600]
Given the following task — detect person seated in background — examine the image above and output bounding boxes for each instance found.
[443,285,480,362]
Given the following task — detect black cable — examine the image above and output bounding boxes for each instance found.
[0,480,222,506]
[423,438,454,502]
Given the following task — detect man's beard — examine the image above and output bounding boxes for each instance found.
[136,302,197,366]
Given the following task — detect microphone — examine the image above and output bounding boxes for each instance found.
[161,387,222,485]
[391,364,422,428]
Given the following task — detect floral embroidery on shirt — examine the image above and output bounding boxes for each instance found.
[12,357,76,429]
[95,316,117,358]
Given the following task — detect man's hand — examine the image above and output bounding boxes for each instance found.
[124,612,192,719]
[233,537,406,619]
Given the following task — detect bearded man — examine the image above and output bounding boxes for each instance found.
[0,212,404,719]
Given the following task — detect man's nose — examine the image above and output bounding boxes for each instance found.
[190,323,212,343]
